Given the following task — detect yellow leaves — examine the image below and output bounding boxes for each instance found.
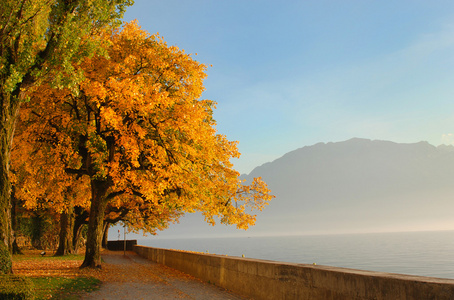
[100,106,121,130]
[83,80,108,103]
[12,20,274,237]
[12,253,83,277]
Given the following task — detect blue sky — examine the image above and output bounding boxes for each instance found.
[123,1,454,174]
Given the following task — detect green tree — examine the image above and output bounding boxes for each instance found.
[0,0,132,274]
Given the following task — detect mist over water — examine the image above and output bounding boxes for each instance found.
[139,230,454,279]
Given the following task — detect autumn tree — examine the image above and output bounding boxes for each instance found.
[13,111,177,256]
[17,21,274,268]
[11,132,91,255]
[0,0,132,273]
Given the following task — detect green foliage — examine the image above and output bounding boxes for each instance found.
[0,242,12,274]
[0,0,134,92]
[0,275,35,300]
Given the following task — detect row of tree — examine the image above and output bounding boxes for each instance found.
[0,1,273,272]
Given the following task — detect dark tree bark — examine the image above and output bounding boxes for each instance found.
[102,222,109,249]
[11,187,22,255]
[55,206,75,256]
[0,92,20,272]
[80,180,110,268]
[72,206,88,253]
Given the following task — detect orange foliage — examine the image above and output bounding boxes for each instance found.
[13,21,274,235]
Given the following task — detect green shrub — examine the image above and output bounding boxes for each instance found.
[0,275,35,299]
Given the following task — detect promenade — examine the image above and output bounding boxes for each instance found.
[82,251,247,300]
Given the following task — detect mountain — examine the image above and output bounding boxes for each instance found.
[242,138,454,235]
[132,138,454,239]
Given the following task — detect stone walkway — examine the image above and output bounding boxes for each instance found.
[81,251,248,300]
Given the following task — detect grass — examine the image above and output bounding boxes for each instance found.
[31,276,101,300]
[12,251,101,299]
[13,253,84,262]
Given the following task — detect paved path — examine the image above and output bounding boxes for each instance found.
[82,251,247,300]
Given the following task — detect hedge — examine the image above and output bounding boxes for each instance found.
[0,275,35,300]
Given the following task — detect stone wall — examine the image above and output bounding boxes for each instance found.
[134,245,454,300]
[107,240,137,251]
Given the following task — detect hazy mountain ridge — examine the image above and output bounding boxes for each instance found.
[147,138,454,238]
[242,138,454,235]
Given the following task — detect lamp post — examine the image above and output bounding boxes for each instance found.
[123,223,126,256]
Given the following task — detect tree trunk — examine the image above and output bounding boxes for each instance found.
[73,224,83,253]
[31,215,44,249]
[11,188,22,255]
[102,222,109,249]
[0,92,20,274]
[80,180,110,268]
[73,207,88,253]
[0,129,12,272]
[55,207,75,256]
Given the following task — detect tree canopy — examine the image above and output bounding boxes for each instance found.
[0,0,132,274]
[14,21,274,268]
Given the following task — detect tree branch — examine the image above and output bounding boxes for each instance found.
[104,205,130,224]
[65,168,88,176]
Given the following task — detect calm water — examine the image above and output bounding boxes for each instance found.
[138,230,454,279]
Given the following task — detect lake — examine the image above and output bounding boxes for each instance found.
[137,230,454,279]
